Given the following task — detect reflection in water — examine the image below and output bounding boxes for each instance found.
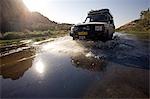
[0,48,35,80]
[35,60,45,74]
[71,53,107,72]
[0,58,33,80]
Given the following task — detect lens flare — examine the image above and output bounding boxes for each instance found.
[23,0,46,11]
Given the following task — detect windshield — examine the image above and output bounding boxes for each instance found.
[84,15,108,23]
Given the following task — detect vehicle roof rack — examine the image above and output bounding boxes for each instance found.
[88,9,113,18]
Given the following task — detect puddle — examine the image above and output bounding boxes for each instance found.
[0,34,149,98]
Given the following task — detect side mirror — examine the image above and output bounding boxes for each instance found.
[110,20,113,24]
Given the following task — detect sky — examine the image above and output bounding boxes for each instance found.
[23,0,149,28]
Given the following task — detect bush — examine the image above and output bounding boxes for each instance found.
[33,37,46,42]
[3,32,25,40]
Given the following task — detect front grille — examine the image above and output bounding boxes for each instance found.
[77,24,104,32]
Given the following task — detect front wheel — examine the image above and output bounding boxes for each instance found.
[73,37,76,40]
[108,33,113,40]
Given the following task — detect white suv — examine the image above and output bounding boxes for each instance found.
[70,9,115,41]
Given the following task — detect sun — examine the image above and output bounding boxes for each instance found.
[23,0,46,11]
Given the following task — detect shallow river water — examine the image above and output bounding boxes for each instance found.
[0,32,149,98]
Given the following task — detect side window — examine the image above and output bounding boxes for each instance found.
[90,18,94,22]
[84,17,90,23]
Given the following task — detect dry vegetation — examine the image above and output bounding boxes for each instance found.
[116,9,150,39]
[0,0,72,46]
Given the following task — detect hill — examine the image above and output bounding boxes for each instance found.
[1,0,29,33]
[116,9,150,39]
[0,0,71,35]
[27,12,57,31]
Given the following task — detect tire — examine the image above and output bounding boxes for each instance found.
[103,31,109,41]
[73,37,76,40]
[70,33,73,36]
[105,30,113,40]
[108,33,113,40]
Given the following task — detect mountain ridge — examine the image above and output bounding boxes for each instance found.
[0,0,71,35]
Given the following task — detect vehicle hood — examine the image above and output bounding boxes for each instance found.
[75,22,107,26]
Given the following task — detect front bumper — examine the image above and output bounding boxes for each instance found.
[70,24,107,40]
[71,31,106,40]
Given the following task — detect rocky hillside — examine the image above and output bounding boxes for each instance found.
[1,0,29,33]
[0,0,71,35]
[116,9,150,33]
[27,12,57,31]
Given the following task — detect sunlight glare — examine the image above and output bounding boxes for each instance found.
[35,61,45,74]
[23,0,46,11]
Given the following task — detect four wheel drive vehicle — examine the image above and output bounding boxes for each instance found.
[70,9,115,41]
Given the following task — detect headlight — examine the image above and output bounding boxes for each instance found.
[95,26,103,31]
[73,27,78,31]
